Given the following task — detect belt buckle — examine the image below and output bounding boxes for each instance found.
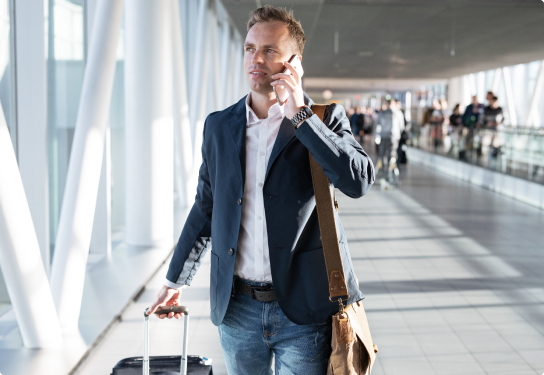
[250,286,271,301]
[250,288,258,301]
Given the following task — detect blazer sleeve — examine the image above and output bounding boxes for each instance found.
[165,119,213,288]
[295,103,375,198]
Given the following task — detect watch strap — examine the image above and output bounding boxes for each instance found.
[291,106,313,128]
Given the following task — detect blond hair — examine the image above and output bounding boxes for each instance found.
[247,5,306,54]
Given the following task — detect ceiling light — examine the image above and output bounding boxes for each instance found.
[358,51,373,57]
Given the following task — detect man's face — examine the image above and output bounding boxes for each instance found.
[244,21,297,95]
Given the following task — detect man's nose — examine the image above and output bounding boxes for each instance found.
[251,50,265,65]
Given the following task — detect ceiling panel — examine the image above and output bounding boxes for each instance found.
[221,0,544,79]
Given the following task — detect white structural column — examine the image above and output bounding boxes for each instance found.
[502,67,518,126]
[219,22,231,109]
[0,103,63,348]
[210,13,221,111]
[492,68,502,94]
[49,0,124,332]
[87,0,112,257]
[90,127,112,256]
[232,38,243,102]
[172,0,193,229]
[525,60,544,126]
[125,0,174,247]
[13,0,50,274]
[189,0,208,140]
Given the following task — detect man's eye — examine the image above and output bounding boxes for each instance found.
[267,49,275,53]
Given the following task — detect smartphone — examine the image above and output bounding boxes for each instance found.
[273,54,300,106]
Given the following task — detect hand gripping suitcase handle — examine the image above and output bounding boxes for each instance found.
[143,306,190,375]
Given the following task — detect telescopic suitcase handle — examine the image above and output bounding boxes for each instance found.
[143,306,190,375]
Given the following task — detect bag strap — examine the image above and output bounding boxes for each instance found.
[309,105,349,304]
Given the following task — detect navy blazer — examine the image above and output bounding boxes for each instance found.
[166,94,375,326]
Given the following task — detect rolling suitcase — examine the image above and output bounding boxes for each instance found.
[111,306,213,375]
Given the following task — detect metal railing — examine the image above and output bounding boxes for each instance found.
[408,124,544,184]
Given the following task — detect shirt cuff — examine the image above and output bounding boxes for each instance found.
[164,278,188,290]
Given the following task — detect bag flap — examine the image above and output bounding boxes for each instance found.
[346,302,376,372]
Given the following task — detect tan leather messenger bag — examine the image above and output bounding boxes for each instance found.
[310,105,379,375]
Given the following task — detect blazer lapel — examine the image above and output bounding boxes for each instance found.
[265,93,314,181]
[227,96,248,186]
[265,117,295,181]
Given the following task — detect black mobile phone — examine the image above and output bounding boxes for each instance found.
[273,54,300,106]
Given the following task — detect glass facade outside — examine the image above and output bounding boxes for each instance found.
[0,0,15,315]
[46,0,126,253]
[46,0,86,256]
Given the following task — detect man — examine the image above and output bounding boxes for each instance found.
[374,99,404,179]
[462,95,484,157]
[462,95,483,129]
[483,96,504,160]
[147,6,374,374]
[483,96,504,128]
[350,106,365,141]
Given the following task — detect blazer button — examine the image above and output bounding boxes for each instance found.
[238,198,242,205]
[228,248,234,256]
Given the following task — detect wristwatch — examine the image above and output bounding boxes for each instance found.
[290,106,314,128]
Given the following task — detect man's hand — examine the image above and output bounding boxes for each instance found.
[146,285,183,319]
[271,58,305,120]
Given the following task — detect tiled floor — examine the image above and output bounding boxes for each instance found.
[77,161,544,375]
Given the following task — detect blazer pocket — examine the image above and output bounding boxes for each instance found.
[297,247,332,312]
[210,251,219,312]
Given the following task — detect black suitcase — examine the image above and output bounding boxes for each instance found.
[111,306,213,375]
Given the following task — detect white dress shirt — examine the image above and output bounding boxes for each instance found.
[165,94,284,289]
[235,94,284,282]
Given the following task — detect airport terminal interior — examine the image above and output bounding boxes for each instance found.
[1,0,544,374]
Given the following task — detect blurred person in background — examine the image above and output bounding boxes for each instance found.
[483,96,504,161]
[374,99,405,180]
[350,106,365,142]
[429,99,444,150]
[462,95,483,128]
[391,99,408,163]
[483,96,504,129]
[448,104,463,156]
[449,104,462,128]
[363,106,375,138]
[486,91,495,106]
[462,95,484,158]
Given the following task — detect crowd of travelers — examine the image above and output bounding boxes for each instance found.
[347,98,408,183]
[420,91,504,161]
[345,91,506,180]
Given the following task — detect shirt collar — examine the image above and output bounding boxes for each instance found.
[245,92,285,127]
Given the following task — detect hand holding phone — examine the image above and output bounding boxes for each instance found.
[273,54,301,106]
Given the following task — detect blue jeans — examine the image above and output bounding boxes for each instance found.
[218,279,332,375]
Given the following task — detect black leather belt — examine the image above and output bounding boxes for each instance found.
[234,278,276,302]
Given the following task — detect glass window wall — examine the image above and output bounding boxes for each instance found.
[0,0,15,316]
[46,0,85,256]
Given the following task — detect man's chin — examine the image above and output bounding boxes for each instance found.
[249,83,274,96]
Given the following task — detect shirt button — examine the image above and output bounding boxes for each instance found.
[257,215,262,220]
[258,183,263,188]
[238,198,242,205]
[260,151,265,156]
[257,248,262,253]
[228,248,234,256]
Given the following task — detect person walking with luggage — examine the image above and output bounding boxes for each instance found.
[147,6,375,375]
[374,99,404,181]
